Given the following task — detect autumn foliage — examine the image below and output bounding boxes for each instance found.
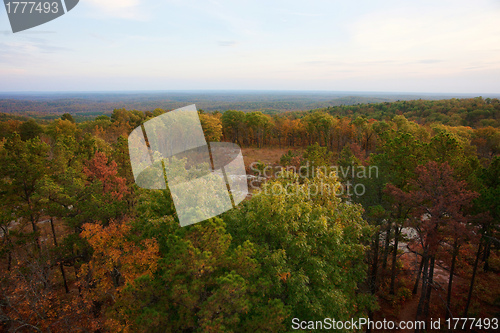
[1,98,499,332]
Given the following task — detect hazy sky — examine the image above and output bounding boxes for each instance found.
[1,0,499,93]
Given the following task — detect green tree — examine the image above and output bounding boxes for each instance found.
[245,111,272,148]
[473,156,500,272]
[109,216,288,332]
[302,142,333,170]
[224,171,374,324]
[19,119,43,141]
[371,121,428,295]
[302,112,334,148]
[222,110,245,145]
[0,134,49,250]
[61,113,75,123]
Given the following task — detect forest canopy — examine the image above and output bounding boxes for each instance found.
[0,97,499,332]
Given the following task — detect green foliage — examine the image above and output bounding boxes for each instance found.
[61,113,75,123]
[279,150,300,166]
[0,134,49,233]
[112,217,288,332]
[222,110,245,144]
[474,157,500,227]
[302,112,334,146]
[1,97,500,330]
[245,111,273,147]
[224,171,374,323]
[95,115,110,121]
[302,142,333,169]
[19,119,43,141]
[338,145,360,169]
[373,129,426,190]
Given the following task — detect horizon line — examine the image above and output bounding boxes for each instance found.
[0,89,499,96]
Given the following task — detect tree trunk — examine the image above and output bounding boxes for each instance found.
[446,240,459,321]
[2,227,13,271]
[390,224,400,295]
[413,253,427,295]
[371,231,380,294]
[31,214,41,251]
[482,240,491,272]
[8,250,12,271]
[382,223,391,271]
[463,240,482,317]
[423,255,435,323]
[50,218,69,293]
[416,251,429,330]
[50,217,58,246]
[60,262,69,293]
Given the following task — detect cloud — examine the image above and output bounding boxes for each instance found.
[165,0,262,37]
[278,10,323,18]
[218,40,238,47]
[351,4,500,56]
[419,59,443,64]
[0,68,27,75]
[85,0,147,20]
[87,0,139,10]
[1,30,56,35]
[0,38,70,66]
[89,33,116,44]
[345,1,500,77]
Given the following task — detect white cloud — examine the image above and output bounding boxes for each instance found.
[85,0,147,20]
[349,3,500,68]
[86,0,139,11]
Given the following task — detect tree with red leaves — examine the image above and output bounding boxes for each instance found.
[83,151,128,201]
[386,161,478,328]
[61,150,131,230]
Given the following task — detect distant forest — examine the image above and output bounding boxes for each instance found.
[1,91,498,122]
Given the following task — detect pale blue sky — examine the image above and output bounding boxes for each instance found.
[1,0,499,93]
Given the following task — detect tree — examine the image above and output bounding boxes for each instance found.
[352,117,376,156]
[72,151,129,227]
[302,142,333,170]
[373,124,427,295]
[224,171,375,322]
[472,126,500,160]
[61,113,75,123]
[0,134,49,250]
[245,112,272,148]
[107,216,287,332]
[302,112,333,147]
[46,119,80,142]
[79,220,160,330]
[474,157,500,272]
[112,135,135,185]
[222,110,245,145]
[199,113,223,142]
[461,157,500,317]
[19,119,43,141]
[0,247,97,332]
[0,202,14,271]
[386,161,478,327]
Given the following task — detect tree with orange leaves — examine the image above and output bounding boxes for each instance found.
[79,220,160,331]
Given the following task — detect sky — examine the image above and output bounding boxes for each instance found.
[0,0,499,93]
